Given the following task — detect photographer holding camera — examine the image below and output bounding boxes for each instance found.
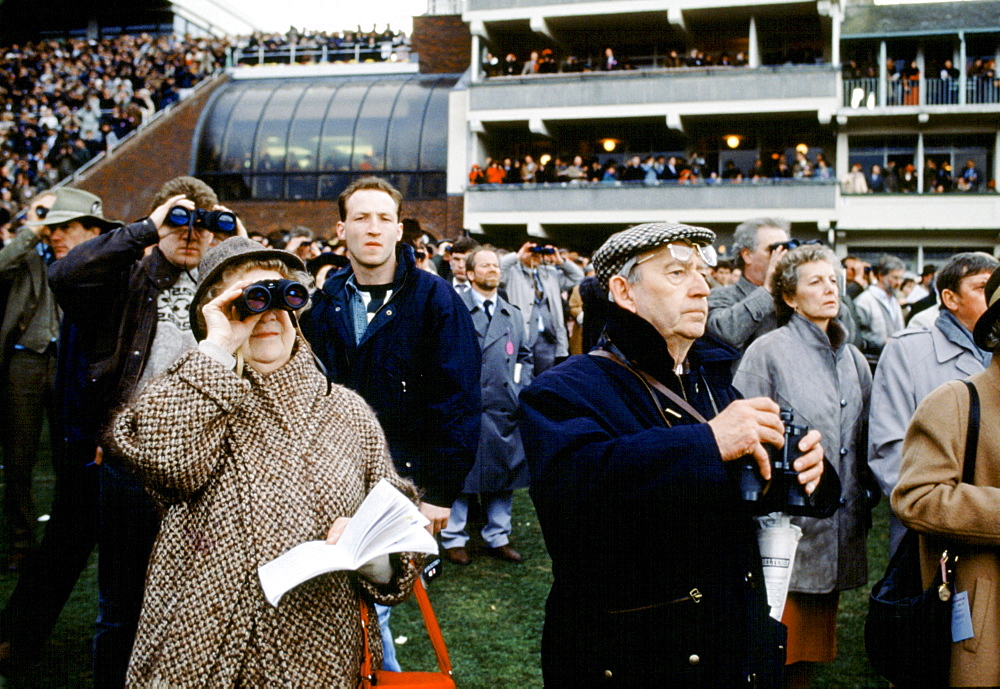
[520,222,831,687]
[500,240,583,375]
[734,245,871,689]
[48,176,244,688]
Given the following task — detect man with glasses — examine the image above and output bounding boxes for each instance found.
[519,222,826,687]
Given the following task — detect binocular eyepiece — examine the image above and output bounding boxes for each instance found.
[738,408,816,516]
[235,279,309,320]
[166,206,238,235]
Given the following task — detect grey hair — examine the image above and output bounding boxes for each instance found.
[771,245,841,325]
[872,254,906,276]
[731,217,790,269]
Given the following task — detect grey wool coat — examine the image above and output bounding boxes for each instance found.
[734,314,871,593]
[111,340,421,687]
[460,289,532,493]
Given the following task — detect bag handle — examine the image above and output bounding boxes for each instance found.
[359,577,453,682]
[589,348,708,423]
[961,380,980,485]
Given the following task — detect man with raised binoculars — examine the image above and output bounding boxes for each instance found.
[49,176,244,688]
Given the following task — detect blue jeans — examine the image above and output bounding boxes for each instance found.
[376,603,401,672]
[93,459,160,688]
[441,491,514,549]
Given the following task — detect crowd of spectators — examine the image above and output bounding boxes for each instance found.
[843,56,999,105]
[482,45,750,78]
[468,150,835,188]
[841,157,987,194]
[232,26,409,64]
[0,33,227,223]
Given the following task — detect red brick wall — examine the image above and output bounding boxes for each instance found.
[412,15,471,74]
[77,76,228,222]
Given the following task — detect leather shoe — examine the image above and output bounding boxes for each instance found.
[445,547,471,566]
[487,544,523,563]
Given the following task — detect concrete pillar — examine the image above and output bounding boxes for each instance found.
[879,41,887,107]
[916,47,925,106]
[916,132,925,193]
[958,33,967,105]
[836,131,849,181]
[471,34,481,83]
[993,131,1000,196]
[831,2,841,67]
[748,16,760,69]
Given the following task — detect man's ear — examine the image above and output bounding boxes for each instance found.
[335,221,345,241]
[608,275,637,313]
[940,288,959,312]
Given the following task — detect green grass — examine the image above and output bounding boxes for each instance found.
[3,441,892,687]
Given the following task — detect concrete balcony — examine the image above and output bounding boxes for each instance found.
[463,179,838,230]
[836,192,1000,232]
[466,0,812,15]
[468,65,839,125]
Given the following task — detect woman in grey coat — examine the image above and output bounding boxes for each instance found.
[733,245,871,689]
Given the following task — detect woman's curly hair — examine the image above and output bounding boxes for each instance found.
[770,245,841,326]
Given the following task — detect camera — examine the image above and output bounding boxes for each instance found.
[529,245,556,255]
[738,408,818,516]
[166,206,237,235]
[235,279,309,320]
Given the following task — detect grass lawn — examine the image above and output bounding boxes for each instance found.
[3,442,891,687]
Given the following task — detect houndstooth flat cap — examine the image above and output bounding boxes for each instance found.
[592,222,717,289]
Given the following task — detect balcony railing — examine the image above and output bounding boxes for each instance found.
[229,42,410,67]
[843,75,1000,108]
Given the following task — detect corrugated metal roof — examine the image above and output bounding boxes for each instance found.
[842,1,1000,38]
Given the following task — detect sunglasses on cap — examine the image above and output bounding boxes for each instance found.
[619,242,718,278]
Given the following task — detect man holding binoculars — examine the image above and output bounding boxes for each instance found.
[49,175,244,688]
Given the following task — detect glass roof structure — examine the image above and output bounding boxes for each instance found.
[194,74,458,201]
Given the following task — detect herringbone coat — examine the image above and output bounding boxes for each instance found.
[111,341,421,687]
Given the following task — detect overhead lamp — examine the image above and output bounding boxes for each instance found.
[795,143,809,155]
[601,138,618,152]
[539,153,552,166]
[725,135,741,149]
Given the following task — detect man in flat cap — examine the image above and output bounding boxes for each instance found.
[519,222,827,687]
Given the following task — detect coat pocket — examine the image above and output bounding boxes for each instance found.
[962,576,993,653]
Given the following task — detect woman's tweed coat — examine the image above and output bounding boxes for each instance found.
[893,356,1000,687]
[111,340,421,687]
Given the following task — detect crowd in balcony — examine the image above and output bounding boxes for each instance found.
[232,26,409,64]
[481,45,749,78]
[0,33,226,221]
[842,158,987,194]
[468,149,835,187]
[843,56,999,105]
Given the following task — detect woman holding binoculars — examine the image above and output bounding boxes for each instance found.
[110,237,420,686]
[733,244,873,689]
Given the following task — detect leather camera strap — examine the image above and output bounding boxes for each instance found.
[590,348,708,424]
[961,380,980,484]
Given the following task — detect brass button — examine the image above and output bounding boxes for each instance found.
[688,654,700,665]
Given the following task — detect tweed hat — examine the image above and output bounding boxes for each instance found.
[973,267,1000,350]
[189,236,307,341]
[592,221,717,290]
[32,188,122,232]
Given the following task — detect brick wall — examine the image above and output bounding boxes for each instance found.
[412,15,471,74]
[76,76,228,222]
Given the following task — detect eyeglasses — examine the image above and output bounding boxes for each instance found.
[619,242,718,278]
[768,238,822,252]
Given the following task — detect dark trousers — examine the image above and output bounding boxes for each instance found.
[93,459,160,689]
[0,348,57,554]
[0,440,99,678]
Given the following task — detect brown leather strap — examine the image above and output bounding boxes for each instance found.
[590,349,708,423]
[359,577,452,683]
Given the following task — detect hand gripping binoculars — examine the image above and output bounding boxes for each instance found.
[166,206,238,235]
[235,279,309,320]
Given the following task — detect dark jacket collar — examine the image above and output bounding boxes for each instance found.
[141,245,186,288]
[328,242,416,295]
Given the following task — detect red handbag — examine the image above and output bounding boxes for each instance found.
[358,578,456,688]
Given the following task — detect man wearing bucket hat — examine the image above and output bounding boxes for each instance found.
[0,189,118,570]
[0,187,122,681]
[519,222,827,687]
[48,176,240,688]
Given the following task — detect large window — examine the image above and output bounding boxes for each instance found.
[195,75,458,201]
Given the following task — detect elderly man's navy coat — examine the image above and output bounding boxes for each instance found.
[520,307,786,688]
[302,244,481,507]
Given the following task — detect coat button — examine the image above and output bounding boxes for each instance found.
[335,307,341,312]
[133,350,141,356]
[745,571,753,582]
[386,309,393,316]
[603,670,612,678]
[840,447,848,456]
[688,654,700,665]
[840,398,847,407]
[405,461,412,468]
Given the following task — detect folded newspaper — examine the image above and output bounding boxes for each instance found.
[756,512,803,621]
[258,479,439,607]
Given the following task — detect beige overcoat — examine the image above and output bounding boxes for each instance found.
[111,342,421,687]
[893,356,1000,687]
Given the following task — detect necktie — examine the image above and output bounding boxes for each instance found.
[484,299,493,322]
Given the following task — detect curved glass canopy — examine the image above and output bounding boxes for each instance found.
[195,74,458,202]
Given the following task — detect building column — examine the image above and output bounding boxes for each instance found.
[958,32,967,105]
[470,34,481,83]
[830,3,841,67]
[916,47,925,106]
[916,132,925,193]
[748,16,760,68]
[878,40,888,107]
[993,131,1000,196]
[836,131,849,181]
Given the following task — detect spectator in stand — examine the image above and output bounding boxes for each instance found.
[658,155,680,181]
[841,162,869,194]
[484,160,505,185]
[898,164,918,193]
[958,159,982,192]
[721,159,743,182]
[561,155,587,183]
[868,164,886,193]
[619,155,644,182]
[520,155,538,184]
[882,160,899,192]
[521,51,539,75]
[814,153,834,180]
[469,164,485,186]
[502,53,520,77]
[792,150,813,178]
[503,157,520,184]
[600,48,620,71]
[537,49,558,74]
[601,161,619,182]
[640,155,659,185]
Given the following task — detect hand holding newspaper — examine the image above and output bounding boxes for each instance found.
[258,479,439,607]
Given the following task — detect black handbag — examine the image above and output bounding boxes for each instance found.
[864,380,980,687]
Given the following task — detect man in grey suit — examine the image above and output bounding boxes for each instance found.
[443,246,533,564]
[869,252,998,555]
[706,218,790,358]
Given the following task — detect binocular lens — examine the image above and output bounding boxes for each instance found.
[168,206,191,227]
[243,285,271,313]
[215,212,236,234]
[283,284,308,309]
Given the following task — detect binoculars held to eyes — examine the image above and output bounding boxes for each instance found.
[166,206,238,235]
[529,246,556,255]
[235,279,309,320]
[768,238,823,253]
[738,408,819,516]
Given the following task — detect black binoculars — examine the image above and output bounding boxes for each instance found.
[166,206,237,235]
[768,238,823,253]
[235,279,309,320]
[529,246,556,255]
[738,408,817,516]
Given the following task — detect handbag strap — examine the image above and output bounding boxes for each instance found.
[961,380,980,485]
[358,577,453,681]
[589,348,708,424]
